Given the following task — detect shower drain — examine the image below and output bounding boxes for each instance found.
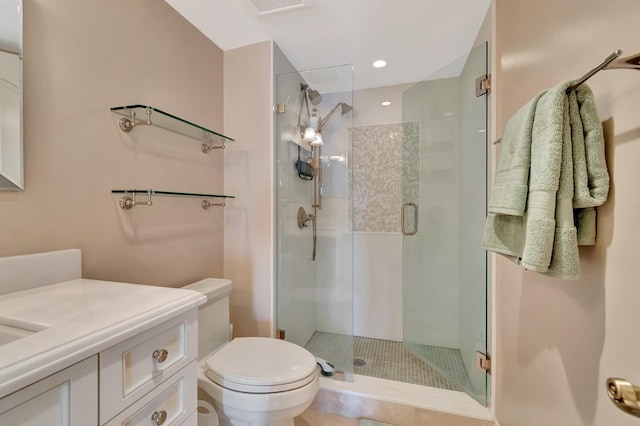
[353,358,367,367]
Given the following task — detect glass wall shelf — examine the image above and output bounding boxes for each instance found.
[112,189,234,210]
[110,105,235,152]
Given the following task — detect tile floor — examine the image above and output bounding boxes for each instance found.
[305,332,464,391]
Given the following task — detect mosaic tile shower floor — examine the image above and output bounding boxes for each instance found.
[305,332,471,391]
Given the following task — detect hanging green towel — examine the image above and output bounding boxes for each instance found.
[482,81,609,280]
[569,84,610,246]
[482,82,568,272]
[541,85,609,278]
[519,82,569,272]
[571,85,609,209]
[487,93,544,215]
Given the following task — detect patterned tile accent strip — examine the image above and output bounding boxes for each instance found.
[305,332,463,391]
[350,122,420,233]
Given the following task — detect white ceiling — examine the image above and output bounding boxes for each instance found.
[164,0,491,91]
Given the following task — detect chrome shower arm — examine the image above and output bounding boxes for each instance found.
[296,83,312,128]
[318,103,342,132]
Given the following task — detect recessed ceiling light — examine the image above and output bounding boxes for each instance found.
[373,60,387,68]
[381,101,391,106]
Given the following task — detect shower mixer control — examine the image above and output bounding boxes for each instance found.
[297,206,318,261]
[297,207,315,229]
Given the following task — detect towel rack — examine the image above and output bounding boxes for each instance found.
[567,49,640,92]
[492,49,640,145]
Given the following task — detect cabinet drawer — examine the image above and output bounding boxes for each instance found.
[105,361,197,426]
[100,310,198,423]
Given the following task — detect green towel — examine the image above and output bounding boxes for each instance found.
[487,93,544,215]
[568,85,609,247]
[520,82,569,272]
[482,81,609,280]
[541,85,609,277]
[575,208,597,245]
[571,85,609,210]
[482,82,568,272]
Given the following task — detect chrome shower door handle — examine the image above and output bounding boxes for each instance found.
[607,377,640,418]
[401,203,418,236]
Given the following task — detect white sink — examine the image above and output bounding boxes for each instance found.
[0,317,48,346]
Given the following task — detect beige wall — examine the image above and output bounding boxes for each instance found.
[223,41,274,338]
[0,0,225,286]
[494,0,640,425]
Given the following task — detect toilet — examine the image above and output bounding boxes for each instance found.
[183,278,319,426]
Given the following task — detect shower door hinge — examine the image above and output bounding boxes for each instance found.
[475,74,491,97]
[276,103,286,114]
[276,329,285,339]
[475,351,491,374]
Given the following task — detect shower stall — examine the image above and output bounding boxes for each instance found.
[275,43,489,406]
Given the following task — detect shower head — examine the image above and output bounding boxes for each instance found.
[318,102,353,132]
[307,88,323,105]
[340,103,353,114]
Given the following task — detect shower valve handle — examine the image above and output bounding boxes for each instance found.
[297,206,318,261]
[297,207,315,229]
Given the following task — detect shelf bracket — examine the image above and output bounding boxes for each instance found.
[202,197,226,209]
[118,109,152,133]
[201,140,226,153]
[119,190,153,210]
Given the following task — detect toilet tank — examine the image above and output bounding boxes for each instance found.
[182,278,232,360]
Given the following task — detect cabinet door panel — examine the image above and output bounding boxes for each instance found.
[0,356,98,426]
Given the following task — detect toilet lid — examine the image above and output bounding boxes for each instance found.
[204,337,318,393]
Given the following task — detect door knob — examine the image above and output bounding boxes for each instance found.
[607,377,640,418]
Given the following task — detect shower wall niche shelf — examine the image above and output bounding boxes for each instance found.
[110,105,235,152]
[112,189,234,210]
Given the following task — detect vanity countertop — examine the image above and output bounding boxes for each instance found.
[0,279,205,399]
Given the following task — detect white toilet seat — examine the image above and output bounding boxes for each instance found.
[204,337,318,393]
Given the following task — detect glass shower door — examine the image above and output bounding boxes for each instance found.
[402,43,489,404]
[275,65,354,380]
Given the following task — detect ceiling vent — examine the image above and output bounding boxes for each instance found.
[250,0,307,14]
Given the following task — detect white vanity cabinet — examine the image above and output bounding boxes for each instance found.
[0,253,205,426]
[0,356,98,425]
[0,309,200,426]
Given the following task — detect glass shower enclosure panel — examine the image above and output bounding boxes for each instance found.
[275,65,354,380]
[402,43,489,404]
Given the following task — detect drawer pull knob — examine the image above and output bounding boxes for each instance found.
[152,349,169,363]
[151,410,168,425]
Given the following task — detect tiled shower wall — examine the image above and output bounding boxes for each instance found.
[351,122,419,341]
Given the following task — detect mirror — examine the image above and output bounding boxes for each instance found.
[0,0,23,190]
